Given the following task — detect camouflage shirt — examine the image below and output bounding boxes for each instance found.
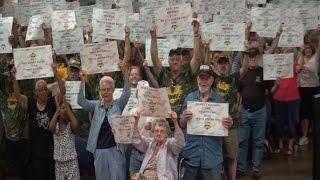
[0,63,28,141]
[157,65,197,116]
[213,72,242,129]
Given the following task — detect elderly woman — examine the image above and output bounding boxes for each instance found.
[132,111,185,180]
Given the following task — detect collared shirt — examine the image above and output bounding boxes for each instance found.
[78,80,130,153]
[180,90,225,169]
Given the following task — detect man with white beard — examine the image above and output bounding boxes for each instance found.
[179,65,233,180]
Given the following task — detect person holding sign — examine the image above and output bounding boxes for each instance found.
[150,17,201,116]
[297,43,320,146]
[270,48,300,156]
[237,47,274,179]
[77,70,131,180]
[11,61,66,180]
[131,111,185,180]
[180,65,233,180]
[121,26,159,89]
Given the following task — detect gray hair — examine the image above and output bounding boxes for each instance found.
[35,79,47,92]
[151,119,172,137]
[99,76,115,89]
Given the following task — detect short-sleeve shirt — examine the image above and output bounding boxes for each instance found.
[28,97,56,158]
[213,72,241,128]
[239,67,273,110]
[157,66,197,115]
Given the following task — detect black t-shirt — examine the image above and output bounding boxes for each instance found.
[96,109,116,149]
[28,97,56,158]
[239,67,272,111]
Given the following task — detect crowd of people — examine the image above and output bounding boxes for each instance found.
[0,1,319,180]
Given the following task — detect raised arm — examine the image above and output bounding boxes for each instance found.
[202,39,212,65]
[150,25,163,76]
[190,17,202,73]
[143,60,159,88]
[49,108,60,133]
[265,24,283,54]
[17,24,26,48]
[11,67,28,109]
[41,23,52,45]
[77,69,96,113]
[239,52,248,79]
[132,114,149,152]
[167,111,185,155]
[66,102,78,131]
[118,78,131,111]
[52,53,66,96]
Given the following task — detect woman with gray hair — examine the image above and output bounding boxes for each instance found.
[132,111,185,180]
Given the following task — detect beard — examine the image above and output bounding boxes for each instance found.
[199,85,211,93]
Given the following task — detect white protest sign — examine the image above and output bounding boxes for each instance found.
[51,10,77,31]
[0,17,13,53]
[187,102,229,136]
[114,88,138,115]
[139,0,169,8]
[251,7,281,38]
[92,8,126,42]
[80,41,120,74]
[113,88,137,99]
[13,45,54,80]
[263,53,294,80]
[140,6,158,28]
[279,23,304,47]
[127,17,148,43]
[75,5,94,28]
[16,3,52,27]
[295,4,318,30]
[52,27,84,55]
[114,0,133,13]
[137,86,171,118]
[213,8,250,23]
[26,15,44,41]
[192,1,215,23]
[155,3,193,37]
[111,115,135,144]
[65,81,82,109]
[169,28,193,49]
[209,23,245,51]
[145,38,178,67]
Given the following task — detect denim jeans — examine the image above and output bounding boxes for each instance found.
[237,106,266,172]
[182,163,221,180]
[94,146,126,180]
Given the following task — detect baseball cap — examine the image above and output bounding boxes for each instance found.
[169,48,182,57]
[68,56,80,69]
[197,65,213,77]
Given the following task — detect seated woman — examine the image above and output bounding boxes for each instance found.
[132,111,185,180]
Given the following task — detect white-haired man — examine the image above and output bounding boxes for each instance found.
[77,71,130,180]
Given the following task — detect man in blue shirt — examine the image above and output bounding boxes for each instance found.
[78,71,130,180]
[180,65,233,180]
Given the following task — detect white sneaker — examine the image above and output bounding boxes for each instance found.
[298,137,309,146]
